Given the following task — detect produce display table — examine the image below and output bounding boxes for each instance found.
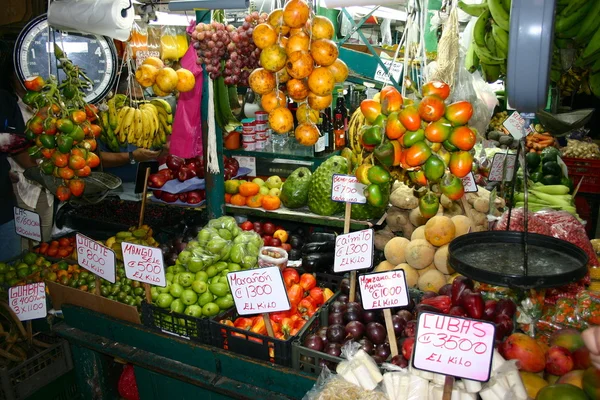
[54,305,315,400]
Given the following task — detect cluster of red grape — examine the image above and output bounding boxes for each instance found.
[191,12,268,84]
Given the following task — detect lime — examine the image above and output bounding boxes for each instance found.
[5,271,16,280]
[133,287,144,296]
[23,252,37,265]
[0,263,8,273]
[101,287,109,297]
[117,292,127,302]
[60,276,69,286]
[17,268,30,279]
[121,285,132,294]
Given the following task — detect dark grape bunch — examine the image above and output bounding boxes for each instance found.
[191,11,268,85]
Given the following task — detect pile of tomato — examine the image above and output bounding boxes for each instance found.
[34,236,76,259]
[23,76,102,201]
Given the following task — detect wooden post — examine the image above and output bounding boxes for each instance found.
[343,202,359,302]
[442,376,454,400]
[139,168,151,228]
[144,283,152,303]
[263,313,274,337]
[26,321,32,346]
[95,276,101,296]
[383,309,399,357]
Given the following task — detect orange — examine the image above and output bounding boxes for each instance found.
[155,67,179,93]
[225,193,232,203]
[246,194,264,208]
[176,69,196,92]
[230,194,247,206]
[262,195,281,210]
[238,182,260,197]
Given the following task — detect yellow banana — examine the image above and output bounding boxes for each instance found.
[134,109,143,139]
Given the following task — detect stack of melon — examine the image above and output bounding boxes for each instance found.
[377,215,470,291]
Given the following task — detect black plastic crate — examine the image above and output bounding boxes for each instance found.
[210,308,318,367]
[314,272,345,290]
[0,335,73,400]
[140,302,212,344]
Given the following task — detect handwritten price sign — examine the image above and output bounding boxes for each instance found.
[122,243,166,287]
[76,233,116,283]
[228,267,290,315]
[413,312,495,382]
[13,207,41,242]
[331,174,367,204]
[489,153,517,182]
[503,111,526,140]
[358,270,409,310]
[461,172,478,193]
[334,229,374,273]
[9,283,46,321]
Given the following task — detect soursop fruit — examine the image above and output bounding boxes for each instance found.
[280,167,312,209]
[308,156,348,216]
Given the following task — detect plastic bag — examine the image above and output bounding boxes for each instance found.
[130,21,148,60]
[118,364,140,400]
[303,367,388,400]
[170,23,204,159]
[160,25,187,61]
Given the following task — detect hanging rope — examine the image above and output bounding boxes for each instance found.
[206,10,220,174]
[430,0,459,87]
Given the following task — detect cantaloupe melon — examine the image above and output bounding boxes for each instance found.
[424,216,456,246]
[434,244,454,274]
[411,226,426,240]
[418,269,446,292]
[405,239,435,270]
[375,260,395,272]
[394,263,418,288]
[451,215,472,237]
[384,237,410,265]
[418,263,437,277]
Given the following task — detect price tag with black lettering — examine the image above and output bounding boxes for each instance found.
[76,233,116,283]
[122,243,166,287]
[331,174,367,204]
[13,207,41,242]
[334,229,374,273]
[358,270,409,310]
[9,283,46,321]
[227,266,290,315]
[413,312,495,382]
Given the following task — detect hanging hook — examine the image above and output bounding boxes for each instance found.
[121,0,133,18]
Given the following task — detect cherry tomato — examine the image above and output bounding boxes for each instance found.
[418,95,446,122]
[449,150,474,178]
[28,116,44,135]
[89,124,102,138]
[445,101,474,126]
[86,152,100,168]
[422,80,450,100]
[399,106,421,131]
[58,167,75,180]
[380,86,403,115]
[71,110,87,124]
[449,126,476,151]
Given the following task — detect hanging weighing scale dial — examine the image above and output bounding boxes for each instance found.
[14,14,118,104]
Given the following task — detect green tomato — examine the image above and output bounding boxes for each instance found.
[195,271,208,282]
[166,266,176,274]
[170,299,185,313]
[209,282,230,297]
[156,293,173,309]
[202,302,220,317]
[218,229,232,241]
[207,237,227,254]
[198,291,214,306]
[173,265,186,274]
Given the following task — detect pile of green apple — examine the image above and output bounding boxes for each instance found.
[225,175,283,197]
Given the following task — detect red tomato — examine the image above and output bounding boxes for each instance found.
[56,185,71,202]
[58,167,74,180]
[69,179,85,197]
[58,237,70,247]
[449,126,476,151]
[445,101,474,126]
[86,152,100,168]
[52,152,69,168]
[422,80,451,100]
[24,76,45,92]
[449,150,474,178]
[398,106,421,131]
[75,165,91,177]
[68,155,86,170]
[418,95,446,122]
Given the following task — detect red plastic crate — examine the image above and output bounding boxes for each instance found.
[563,157,600,194]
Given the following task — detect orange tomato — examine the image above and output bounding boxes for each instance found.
[230,194,247,206]
[418,95,446,122]
[74,165,91,177]
[422,80,451,100]
[380,86,403,115]
[90,124,102,138]
[57,248,70,258]
[360,99,382,124]
[399,106,421,131]
[246,194,264,208]
[58,167,75,180]
[41,148,56,159]
[385,112,407,140]
[68,155,86,170]
[85,104,99,120]
[445,101,473,126]
[83,139,97,151]
[58,237,70,247]
[449,126,476,151]
[52,152,69,168]
[262,195,281,210]
[404,141,432,167]
[449,150,474,178]
[238,182,260,197]
[86,152,100,168]
[71,110,87,124]
[69,179,85,197]
[424,118,452,143]
[51,104,61,116]
[56,186,71,202]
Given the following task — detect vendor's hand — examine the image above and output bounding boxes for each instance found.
[582,326,600,369]
[132,148,161,162]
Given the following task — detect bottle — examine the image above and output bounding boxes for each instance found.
[334,113,345,150]
[324,107,333,152]
[314,115,326,156]
[335,92,348,131]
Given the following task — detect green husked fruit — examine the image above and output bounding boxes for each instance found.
[280,167,312,209]
[307,156,348,216]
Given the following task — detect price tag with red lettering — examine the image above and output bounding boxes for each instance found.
[413,312,495,382]
[334,229,374,273]
[489,153,517,182]
[76,233,116,283]
[13,207,41,242]
[461,172,478,193]
[228,266,290,315]
[502,111,526,140]
[358,270,409,310]
[331,174,367,204]
[122,243,166,287]
[9,283,47,321]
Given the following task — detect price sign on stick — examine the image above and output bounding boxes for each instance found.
[334,229,374,273]
[413,312,496,382]
[461,172,478,193]
[228,267,290,315]
[489,153,517,182]
[9,283,46,321]
[122,243,166,287]
[358,271,410,310]
[331,174,367,204]
[13,207,41,242]
[76,233,116,283]
[503,111,526,140]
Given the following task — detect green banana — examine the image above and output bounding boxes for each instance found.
[488,0,510,31]
[491,24,509,58]
[481,62,501,83]
[485,31,497,56]
[589,71,600,97]
[458,0,489,16]
[474,41,505,65]
[474,10,490,47]
[574,0,600,43]
[114,94,128,108]
[502,0,511,12]
[150,98,173,114]
[555,0,594,33]
[559,0,591,19]
[592,57,600,73]
[465,40,480,73]
[581,26,600,62]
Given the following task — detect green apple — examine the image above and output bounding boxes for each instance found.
[192,280,208,294]
[259,186,270,195]
[184,305,203,318]
[252,177,266,186]
[268,188,281,197]
[266,175,283,189]
[195,271,209,282]
[202,302,220,317]
[156,293,173,309]
[170,298,185,313]
[181,289,198,305]
[169,283,184,298]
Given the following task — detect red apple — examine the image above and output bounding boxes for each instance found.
[166,154,184,171]
[240,221,254,231]
[281,243,292,252]
[263,235,273,246]
[262,222,276,235]
[495,299,517,318]
[161,192,178,203]
[178,192,188,202]
[153,190,163,199]
[187,190,204,204]
[271,238,282,247]
[402,337,415,360]
[253,222,263,234]
[148,173,167,188]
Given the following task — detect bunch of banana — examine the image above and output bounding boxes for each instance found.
[213,77,241,133]
[347,108,366,160]
[460,0,510,83]
[99,94,128,152]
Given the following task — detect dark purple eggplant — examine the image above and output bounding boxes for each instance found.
[366,322,386,345]
[326,324,346,343]
[391,315,407,336]
[303,334,325,352]
[324,342,342,357]
[345,320,365,340]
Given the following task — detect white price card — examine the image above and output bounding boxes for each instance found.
[227,266,290,315]
[489,153,517,182]
[413,312,496,382]
[76,233,116,283]
[122,243,166,287]
[502,111,526,140]
[334,229,374,273]
[9,283,46,321]
[461,172,478,193]
[358,270,410,310]
[331,174,367,204]
[233,156,256,176]
[374,59,403,85]
[13,207,41,242]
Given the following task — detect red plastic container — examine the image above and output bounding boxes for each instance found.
[563,157,600,194]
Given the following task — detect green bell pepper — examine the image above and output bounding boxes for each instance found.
[57,134,74,153]
[39,134,56,149]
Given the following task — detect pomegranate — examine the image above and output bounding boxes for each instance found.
[500,333,546,373]
[310,15,334,40]
[294,122,320,146]
[327,58,349,83]
[260,44,287,72]
[283,0,310,28]
[286,78,309,101]
[286,51,314,79]
[248,68,276,95]
[310,39,339,66]
[268,107,294,134]
[307,92,332,111]
[307,67,335,96]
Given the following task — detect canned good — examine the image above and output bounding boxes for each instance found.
[255,130,267,140]
[242,133,255,143]
[242,141,255,151]
[255,138,266,150]
[255,111,268,121]
[241,118,255,135]
[255,122,268,132]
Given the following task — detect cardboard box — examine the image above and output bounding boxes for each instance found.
[47,280,141,325]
